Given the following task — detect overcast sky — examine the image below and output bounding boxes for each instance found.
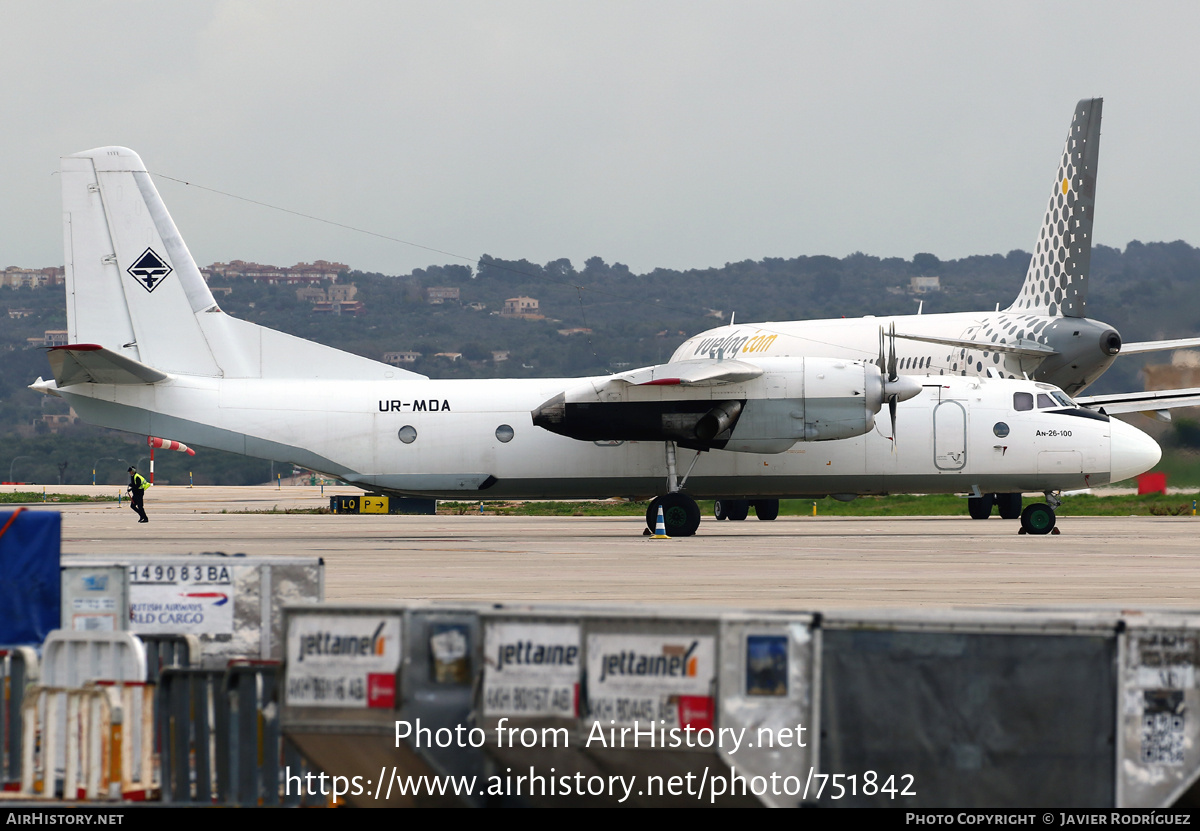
[3,1,1200,276]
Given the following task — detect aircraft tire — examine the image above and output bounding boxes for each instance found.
[647,493,702,537]
[996,493,1023,520]
[752,499,780,521]
[968,494,995,520]
[1019,503,1056,535]
[715,499,750,521]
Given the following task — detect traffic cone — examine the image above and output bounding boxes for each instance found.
[650,505,670,539]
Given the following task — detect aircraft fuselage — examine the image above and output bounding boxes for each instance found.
[53,372,1154,501]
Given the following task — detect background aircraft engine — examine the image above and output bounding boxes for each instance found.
[531,358,920,454]
[1032,319,1123,395]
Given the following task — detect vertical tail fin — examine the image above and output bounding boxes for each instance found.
[62,147,224,375]
[60,146,422,381]
[1006,98,1102,318]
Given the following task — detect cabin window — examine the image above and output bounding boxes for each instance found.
[1013,392,1033,411]
[496,424,515,443]
[397,425,417,444]
[993,422,1010,438]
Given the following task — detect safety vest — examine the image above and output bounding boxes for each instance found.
[132,474,150,491]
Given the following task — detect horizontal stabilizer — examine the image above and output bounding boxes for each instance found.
[1076,387,1200,415]
[47,344,170,386]
[613,359,764,386]
[1118,337,1200,356]
[893,331,1057,357]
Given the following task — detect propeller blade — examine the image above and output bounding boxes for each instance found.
[889,395,898,451]
[887,322,898,381]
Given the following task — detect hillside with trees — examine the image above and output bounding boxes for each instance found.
[3,239,1200,485]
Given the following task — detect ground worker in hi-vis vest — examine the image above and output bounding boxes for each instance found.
[127,466,150,523]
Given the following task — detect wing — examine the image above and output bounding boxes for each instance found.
[1118,337,1200,356]
[1075,387,1200,418]
[893,331,1057,357]
[609,358,764,387]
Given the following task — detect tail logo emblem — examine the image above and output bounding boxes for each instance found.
[127,248,173,293]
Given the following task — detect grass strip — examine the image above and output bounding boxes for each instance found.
[0,491,117,504]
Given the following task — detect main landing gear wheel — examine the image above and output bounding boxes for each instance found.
[968,493,995,520]
[714,499,750,521]
[1019,503,1056,535]
[646,493,702,537]
[751,499,779,521]
[996,493,1023,520]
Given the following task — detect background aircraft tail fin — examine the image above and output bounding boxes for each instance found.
[60,147,423,381]
[1005,98,1102,319]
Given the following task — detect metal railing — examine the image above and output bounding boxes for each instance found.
[159,662,321,806]
[0,647,38,788]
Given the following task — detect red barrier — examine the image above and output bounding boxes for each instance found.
[1137,472,1167,495]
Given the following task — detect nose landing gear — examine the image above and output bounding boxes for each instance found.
[1018,492,1061,535]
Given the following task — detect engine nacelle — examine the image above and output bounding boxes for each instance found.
[532,357,917,454]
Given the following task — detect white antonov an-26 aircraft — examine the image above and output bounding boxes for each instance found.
[30,146,1162,536]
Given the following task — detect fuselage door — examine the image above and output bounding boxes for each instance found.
[933,400,967,470]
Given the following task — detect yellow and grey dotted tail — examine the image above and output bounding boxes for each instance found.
[1006,98,1102,319]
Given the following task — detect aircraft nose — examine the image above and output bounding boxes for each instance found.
[1110,418,1162,483]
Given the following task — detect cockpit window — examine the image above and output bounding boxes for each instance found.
[1014,392,1033,411]
[1036,393,1055,408]
[1051,391,1073,408]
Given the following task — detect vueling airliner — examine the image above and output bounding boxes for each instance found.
[660,99,1200,523]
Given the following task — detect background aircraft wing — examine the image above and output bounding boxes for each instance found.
[1118,337,1200,355]
[893,331,1058,357]
[1076,387,1200,417]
